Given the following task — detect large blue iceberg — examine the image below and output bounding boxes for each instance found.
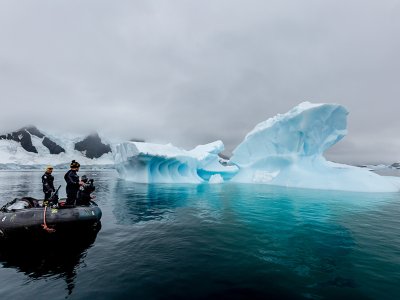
[114,102,400,192]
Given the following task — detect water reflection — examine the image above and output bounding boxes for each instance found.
[110,180,373,298]
[0,227,100,296]
[112,180,198,224]
[111,178,399,227]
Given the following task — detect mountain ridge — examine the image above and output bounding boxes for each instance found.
[0,125,113,167]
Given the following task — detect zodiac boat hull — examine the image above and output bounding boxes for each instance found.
[0,200,102,239]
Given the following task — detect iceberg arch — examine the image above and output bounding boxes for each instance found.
[229,102,400,192]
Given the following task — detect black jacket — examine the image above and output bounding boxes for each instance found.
[64,170,80,195]
[42,173,55,193]
[77,181,96,204]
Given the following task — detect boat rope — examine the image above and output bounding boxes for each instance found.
[42,205,56,233]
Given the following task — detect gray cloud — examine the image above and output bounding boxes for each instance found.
[0,0,399,164]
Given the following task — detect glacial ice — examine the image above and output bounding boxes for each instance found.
[114,141,238,183]
[114,102,400,192]
[229,102,400,192]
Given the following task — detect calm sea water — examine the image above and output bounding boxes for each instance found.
[0,170,399,300]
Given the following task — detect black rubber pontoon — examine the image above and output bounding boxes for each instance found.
[0,198,102,239]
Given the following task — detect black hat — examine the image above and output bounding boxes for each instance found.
[81,175,88,182]
[70,160,80,168]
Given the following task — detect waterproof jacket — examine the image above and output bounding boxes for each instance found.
[42,172,55,193]
[77,181,95,205]
[64,169,80,198]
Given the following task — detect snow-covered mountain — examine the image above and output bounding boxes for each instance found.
[0,126,114,169]
[391,162,400,169]
[358,163,400,170]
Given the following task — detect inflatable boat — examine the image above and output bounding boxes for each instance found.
[0,197,102,240]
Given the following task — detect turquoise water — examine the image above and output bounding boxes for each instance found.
[0,170,399,299]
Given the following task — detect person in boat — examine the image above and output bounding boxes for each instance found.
[42,165,55,207]
[76,175,96,206]
[64,160,84,206]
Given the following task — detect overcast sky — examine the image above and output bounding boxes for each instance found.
[0,0,399,164]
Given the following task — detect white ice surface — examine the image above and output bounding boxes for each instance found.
[229,102,400,192]
[114,141,238,183]
[114,102,400,192]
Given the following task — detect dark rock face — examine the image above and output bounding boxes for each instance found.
[42,137,65,154]
[0,129,38,153]
[25,126,45,138]
[0,126,65,154]
[391,162,400,169]
[74,133,111,159]
[130,138,145,143]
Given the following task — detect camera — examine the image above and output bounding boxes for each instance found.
[81,178,95,193]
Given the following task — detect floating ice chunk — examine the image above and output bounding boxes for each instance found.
[114,141,238,183]
[114,102,399,193]
[229,102,400,192]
